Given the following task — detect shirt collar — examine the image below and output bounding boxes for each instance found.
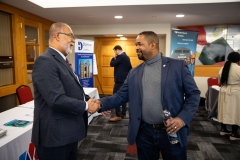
[144,53,162,65]
[49,46,66,61]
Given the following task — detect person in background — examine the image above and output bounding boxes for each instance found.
[188,57,195,76]
[218,51,240,140]
[108,45,132,122]
[31,22,101,160]
[185,56,191,66]
[93,31,200,160]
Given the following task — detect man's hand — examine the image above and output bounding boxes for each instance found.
[165,117,184,134]
[101,110,111,116]
[87,99,100,114]
[89,99,111,116]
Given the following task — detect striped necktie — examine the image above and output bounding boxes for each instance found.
[66,58,72,69]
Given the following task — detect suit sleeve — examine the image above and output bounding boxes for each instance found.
[110,55,123,67]
[177,61,200,127]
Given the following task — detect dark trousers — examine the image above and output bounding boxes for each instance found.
[113,82,126,117]
[221,123,239,134]
[36,142,78,160]
[136,122,187,160]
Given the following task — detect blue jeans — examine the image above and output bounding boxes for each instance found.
[136,122,187,160]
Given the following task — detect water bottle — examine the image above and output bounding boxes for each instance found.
[163,108,179,144]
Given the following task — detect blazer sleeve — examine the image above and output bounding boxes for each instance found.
[110,55,123,67]
[177,61,201,127]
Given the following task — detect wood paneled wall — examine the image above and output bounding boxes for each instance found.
[0,2,53,99]
[195,65,221,77]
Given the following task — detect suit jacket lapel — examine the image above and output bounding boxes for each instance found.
[138,64,144,101]
[161,56,169,107]
[48,48,82,87]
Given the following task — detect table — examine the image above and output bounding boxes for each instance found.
[207,86,220,119]
[0,88,100,160]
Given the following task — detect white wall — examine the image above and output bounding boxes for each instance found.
[194,77,209,98]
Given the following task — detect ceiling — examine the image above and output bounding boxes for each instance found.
[1,0,240,35]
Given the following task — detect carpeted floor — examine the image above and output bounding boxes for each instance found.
[77,105,240,160]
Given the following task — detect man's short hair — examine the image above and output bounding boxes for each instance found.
[138,31,159,46]
[113,45,122,51]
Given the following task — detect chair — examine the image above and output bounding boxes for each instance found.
[16,85,33,104]
[207,77,220,87]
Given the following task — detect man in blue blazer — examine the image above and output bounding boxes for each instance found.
[31,22,99,160]
[109,45,132,121]
[96,31,200,160]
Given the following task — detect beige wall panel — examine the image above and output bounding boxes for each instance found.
[102,77,114,86]
[102,87,114,95]
[101,45,114,56]
[101,66,114,77]
[130,57,143,68]
[102,55,113,66]
[126,45,137,56]
[195,65,221,77]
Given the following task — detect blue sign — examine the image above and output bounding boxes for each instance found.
[170,29,198,76]
[75,53,93,87]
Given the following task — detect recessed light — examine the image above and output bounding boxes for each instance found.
[176,14,185,18]
[117,35,123,37]
[120,37,127,40]
[115,15,123,19]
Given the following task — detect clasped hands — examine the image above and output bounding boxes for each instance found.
[87,98,111,116]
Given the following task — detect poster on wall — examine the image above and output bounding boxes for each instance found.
[178,25,240,66]
[75,39,94,87]
[170,29,199,76]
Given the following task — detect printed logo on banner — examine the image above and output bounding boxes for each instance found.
[75,39,94,53]
[78,42,83,50]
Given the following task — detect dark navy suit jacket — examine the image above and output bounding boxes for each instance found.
[31,48,89,147]
[110,52,132,83]
[100,55,200,147]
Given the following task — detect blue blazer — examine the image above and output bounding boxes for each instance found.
[110,52,132,83]
[31,48,89,147]
[100,56,200,147]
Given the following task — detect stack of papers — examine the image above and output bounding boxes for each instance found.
[211,85,220,91]
[0,128,7,138]
[19,100,34,109]
[4,119,32,127]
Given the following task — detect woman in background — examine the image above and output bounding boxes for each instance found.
[218,52,240,140]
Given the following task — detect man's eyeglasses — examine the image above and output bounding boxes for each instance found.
[58,32,75,40]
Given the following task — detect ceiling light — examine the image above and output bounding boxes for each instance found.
[117,35,123,37]
[115,16,123,19]
[176,14,185,18]
[120,37,127,40]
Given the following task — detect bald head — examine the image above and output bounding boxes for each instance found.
[48,22,75,56]
[49,22,70,42]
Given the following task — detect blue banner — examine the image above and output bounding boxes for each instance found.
[75,53,93,87]
[170,29,198,76]
[75,39,94,87]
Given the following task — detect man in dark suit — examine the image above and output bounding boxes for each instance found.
[31,22,100,160]
[93,31,200,160]
[109,45,132,122]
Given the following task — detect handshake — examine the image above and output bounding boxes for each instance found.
[87,98,111,116]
